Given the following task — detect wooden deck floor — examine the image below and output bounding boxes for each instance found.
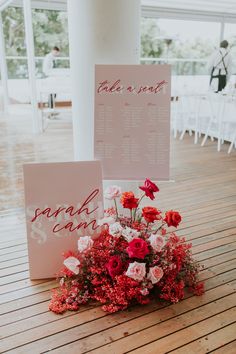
[0,112,236,353]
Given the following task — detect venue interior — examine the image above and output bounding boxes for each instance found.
[0,0,236,353]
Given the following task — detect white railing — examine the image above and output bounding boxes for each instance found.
[3,55,236,77]
[141,57,207,63]
[5,56,69,60]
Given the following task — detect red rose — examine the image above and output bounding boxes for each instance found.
[142,206,161,223]
[120,192,139,209]
[164,210,182,227]
[126,238,149,259]
[106,255,123,278]
[139,178,159,200]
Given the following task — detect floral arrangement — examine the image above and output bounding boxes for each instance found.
[49,179,204,314]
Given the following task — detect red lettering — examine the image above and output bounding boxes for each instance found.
[76,189,99,216]
[52,206,66,217]
[127,86,135,93]
[31,189,101,235]
[97,79,123,94]
[136,80,168,95]
[31,208,42,222]
[53,219,99,233]
[31,206,66,222]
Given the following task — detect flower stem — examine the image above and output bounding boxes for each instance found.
[145,222,150,234]
[133,194,145,222]
[114,199,119,221]
[153,221,165,234]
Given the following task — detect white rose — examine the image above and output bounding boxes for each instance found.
[109,222,123,237]
[97,216,116,226]
[104,185,122,200]
[125,261,146,282]
[78,236,94,253]
[63,256,80,275]
[140,288,149,296]
[148,234,165,252]
[122,226,140,242]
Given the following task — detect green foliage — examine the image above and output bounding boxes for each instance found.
[141,18,165,58]
[2,6,69,78]
[2,6,26,56]
[1,8,219,78]
[32,9,69,57]
[141,18,216,75]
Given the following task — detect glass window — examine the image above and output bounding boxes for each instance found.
[141,18,221,75]
[224,23,236,74]
[2,7,69,79]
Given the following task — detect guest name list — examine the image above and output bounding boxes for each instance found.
[94,65,171,180]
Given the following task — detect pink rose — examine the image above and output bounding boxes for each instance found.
[104,185,122,200]
[63,256,80,275]
[147,266,164,284]
[148,234,165,252]
[125,261,146,281]
[78,236,94,253]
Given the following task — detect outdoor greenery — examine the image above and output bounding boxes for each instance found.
[1,8,232,78]
[141,18,216,75]
[2,6,69,78]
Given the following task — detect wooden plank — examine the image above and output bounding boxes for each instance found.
[0,244,27,256]
[192,235,236,254]
[210,341,236,354]
[0,116,236,353]
[113,308,236,354]
[0,257,28,270]
[169,323,236,353]
[0,250,28,263]
[1,280,235,353]
[195,243,236,262]
[0,263,29,277]
[0,240,26,249]
[188,228,236,245]
[0,290,53,315]
[202,249,236,269]
[43,294,236,354]
[0,271,30,286]
[0,278,49,295]
[0,280,56,304]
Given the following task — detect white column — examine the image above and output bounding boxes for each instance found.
[220,20,225,42]
[23,0,41,133]
[67,0,141,160]
[0,12,9,113]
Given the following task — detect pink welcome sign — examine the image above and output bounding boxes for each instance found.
[23,161,103,279]
[94,64,171,180]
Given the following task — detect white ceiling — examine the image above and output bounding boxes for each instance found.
[142,0,236,14]
[1,0,236,18]
[18,0,66,10]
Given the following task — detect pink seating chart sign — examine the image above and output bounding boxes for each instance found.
[94,64,171,180]
[23,161,103,279]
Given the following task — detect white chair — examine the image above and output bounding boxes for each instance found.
[201,93,236,153]
[219,95,236,153]
[179,93,207,144]
[171,95,180,138]
[201,93,225,151]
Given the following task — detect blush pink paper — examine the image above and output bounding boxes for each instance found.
[23,161,103,279]
[94,64,171,180]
